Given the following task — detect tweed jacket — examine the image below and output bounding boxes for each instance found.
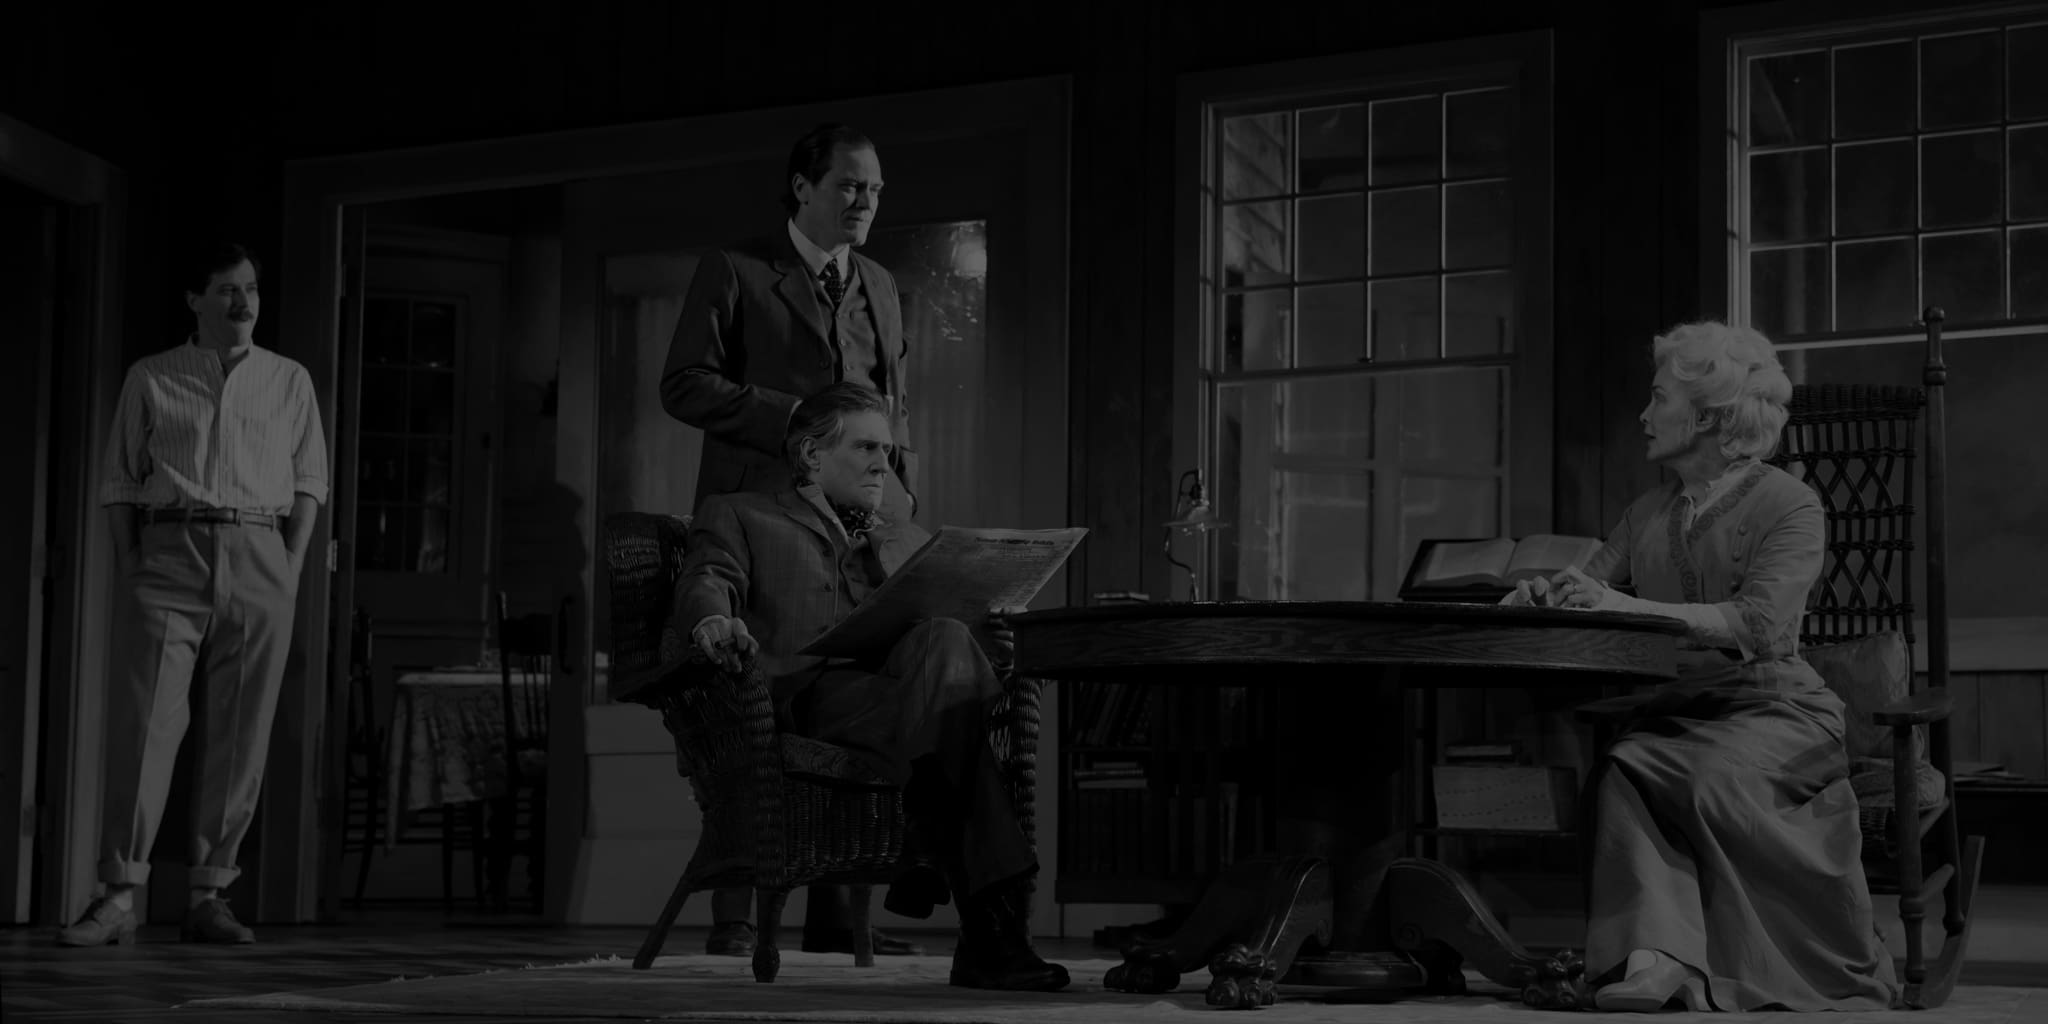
[673,486,929,707]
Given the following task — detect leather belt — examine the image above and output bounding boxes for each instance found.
[142,507,281,529]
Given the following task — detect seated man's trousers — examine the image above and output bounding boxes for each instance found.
[791,617,1034,896]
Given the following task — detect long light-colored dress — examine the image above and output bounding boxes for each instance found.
[1581,460,1898,1012]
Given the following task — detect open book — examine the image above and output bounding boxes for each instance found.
[1399,534,1603,599]
[798,525,1088,662]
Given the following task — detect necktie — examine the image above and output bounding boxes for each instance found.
[820,259,846,309]
[830,500,880,539]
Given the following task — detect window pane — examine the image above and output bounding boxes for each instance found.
[1371,95,1440,186]
[409,439,453,505]
[1920,31,2002,130]
[415,506,451,574]
[1922,130,2003,229]
[1445,271,1514,356]
[1444,179,1512,269]
[2013,25,2048,121]
[1370,186,1440,275]
[1280,376,1376,460]
[364,298,408,366]
[1298,194,1364,281]
[1222,201,1291,287]
[1922,231,2003,323]
[407,370,456,435]
[355,503,402,572]
[1749,50,1828,146]
[1395,368,1503,465]
[2013,125,2048,222]
[1216,377,1376,465]
[1834,40,1915,139]
[1222,288,1291,373]
[1370,277,1439,361]
[357,436,403,504]
[1750,149,1830,243]
[1296,283,1366,368]
[361,368,407,434]
[1213,391,1375,603]
[1222,113,1290,200]
[1298,104,1366,192]
[411,302,457,368]
[1836,239,1918,331]
[1835,140,1915,236]
[1446,89,1513,179]
[1279,471,1373,601]
[2013,227,2048,318]
[1751,245,1830,337]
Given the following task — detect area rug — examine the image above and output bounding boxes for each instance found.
[186,951,2044,1022]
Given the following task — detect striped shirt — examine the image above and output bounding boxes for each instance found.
[98,339,330,513]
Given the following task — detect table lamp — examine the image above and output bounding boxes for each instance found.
[1163,469,1230,603]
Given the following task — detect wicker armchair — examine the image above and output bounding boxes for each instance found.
[1579,308,1981,1008]
[602,510,1044,980]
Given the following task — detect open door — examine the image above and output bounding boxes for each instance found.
[318,208,367,919]
[0,177,60,923]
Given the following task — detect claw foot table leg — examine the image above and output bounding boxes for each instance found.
[1203,857,1333,1009]
[1384,858,1591,1011]
[1103,855,1328,999]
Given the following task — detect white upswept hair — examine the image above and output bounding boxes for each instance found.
[1650,320,1794,461]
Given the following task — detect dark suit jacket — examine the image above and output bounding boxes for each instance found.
[660,231,918,514]
[674,487,929,708]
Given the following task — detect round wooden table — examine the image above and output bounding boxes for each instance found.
[1012,600,1686,1010]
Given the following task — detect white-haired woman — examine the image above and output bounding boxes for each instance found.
[1506,322,1897,1012]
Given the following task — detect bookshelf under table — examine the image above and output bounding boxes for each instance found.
[1013,600,1684,1011]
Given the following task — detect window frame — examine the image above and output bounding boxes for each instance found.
[1174,31,1556,602]
[1703,0,2048,350]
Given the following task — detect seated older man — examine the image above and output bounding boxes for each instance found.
[673,381,1067,992]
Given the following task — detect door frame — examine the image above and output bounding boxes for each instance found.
[0,113,128,925]
[279,76,1071,921]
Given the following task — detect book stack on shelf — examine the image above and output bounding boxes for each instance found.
[1058,682,1274,904]
[1064,683,1154,880]
[1068,758,1149,878]
[1067,682,1154,749]
[1432,740,1577,834]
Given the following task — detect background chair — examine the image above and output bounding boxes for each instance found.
[1578,307,1982,1009]
[340,606,490,912]
[601,510,1043,979]
[490,591,562,914]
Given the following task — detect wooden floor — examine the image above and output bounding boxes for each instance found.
[0,913,1104,1023]
[7,897,2047,1023]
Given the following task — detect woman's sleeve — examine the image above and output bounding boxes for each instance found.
[1708,494,1825,661]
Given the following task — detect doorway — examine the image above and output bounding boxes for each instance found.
[0,112,128,928]
[283,78,1072,924]
[0,174,62,924]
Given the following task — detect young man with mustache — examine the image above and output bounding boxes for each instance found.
[59,241,328,946]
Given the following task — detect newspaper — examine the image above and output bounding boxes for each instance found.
[798,525,1088,661]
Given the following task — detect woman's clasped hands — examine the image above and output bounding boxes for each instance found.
[1505,566,1633,612]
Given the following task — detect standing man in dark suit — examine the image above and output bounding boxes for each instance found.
[677,383,1067,992]
[660,123,919,957]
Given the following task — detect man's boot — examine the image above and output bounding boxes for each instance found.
[949,873,1069,992]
